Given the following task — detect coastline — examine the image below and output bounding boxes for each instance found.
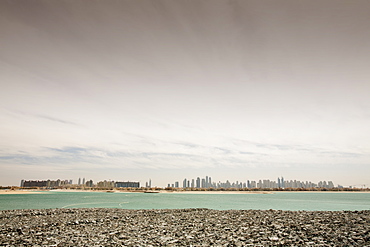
[1,189,369,195]
[0,190,273,195]
[0,190,46,194]
[157,190,273,194]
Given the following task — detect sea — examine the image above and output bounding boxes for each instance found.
[1,191,369,211]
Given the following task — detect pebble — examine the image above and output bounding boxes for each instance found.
[0,208,369,246]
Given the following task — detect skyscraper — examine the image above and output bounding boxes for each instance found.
[183,178,187,188]
[196,177,200,188]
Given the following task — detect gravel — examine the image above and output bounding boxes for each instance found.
[0,208,369,246]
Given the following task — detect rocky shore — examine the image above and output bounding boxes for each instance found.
[0,208,369,246]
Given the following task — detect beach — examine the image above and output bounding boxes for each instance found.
[1,208,369,246]
[1,189,369,195]
[0,190,45,195]
[0,189,273,195]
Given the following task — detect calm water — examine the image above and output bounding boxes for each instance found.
[0,192,369,211]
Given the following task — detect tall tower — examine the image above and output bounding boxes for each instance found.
[183,178,187,188]
[78,178,81,185]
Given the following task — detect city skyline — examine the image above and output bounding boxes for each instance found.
[1,1,370,187]
[18,175,352,189]
[168,176,337,189]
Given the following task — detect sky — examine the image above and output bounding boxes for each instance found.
[1,0,370,187]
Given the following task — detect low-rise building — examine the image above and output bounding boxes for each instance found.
[115,181,140,188]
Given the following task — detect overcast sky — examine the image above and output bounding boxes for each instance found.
[1,0,370,187]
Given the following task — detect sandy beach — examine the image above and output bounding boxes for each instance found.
[0,190,46,194]
[0,189,272,195]
[157,190,273,194]
[1,189,369,195]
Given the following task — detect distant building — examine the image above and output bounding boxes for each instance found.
[328,181,334,188]
[22,179,70,188]
[115,181,140,188]
[85,180,94,187]
[183,178,187,188]
[97,180,115,188]
[22,180,47,187]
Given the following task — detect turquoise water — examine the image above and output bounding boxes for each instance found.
[0,192,369,211]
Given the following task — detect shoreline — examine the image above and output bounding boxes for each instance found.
[0,190,47,194]
[1,189,369,195]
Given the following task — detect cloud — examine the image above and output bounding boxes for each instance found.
[8,110,81,126]
[47,147,87,154]
[0,155,35,162]
[34,114,80,126]
[318,151,363,158]
[239,151,266,156]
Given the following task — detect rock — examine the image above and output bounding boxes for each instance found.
[16,228,24,235]
[0,208,369,246]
